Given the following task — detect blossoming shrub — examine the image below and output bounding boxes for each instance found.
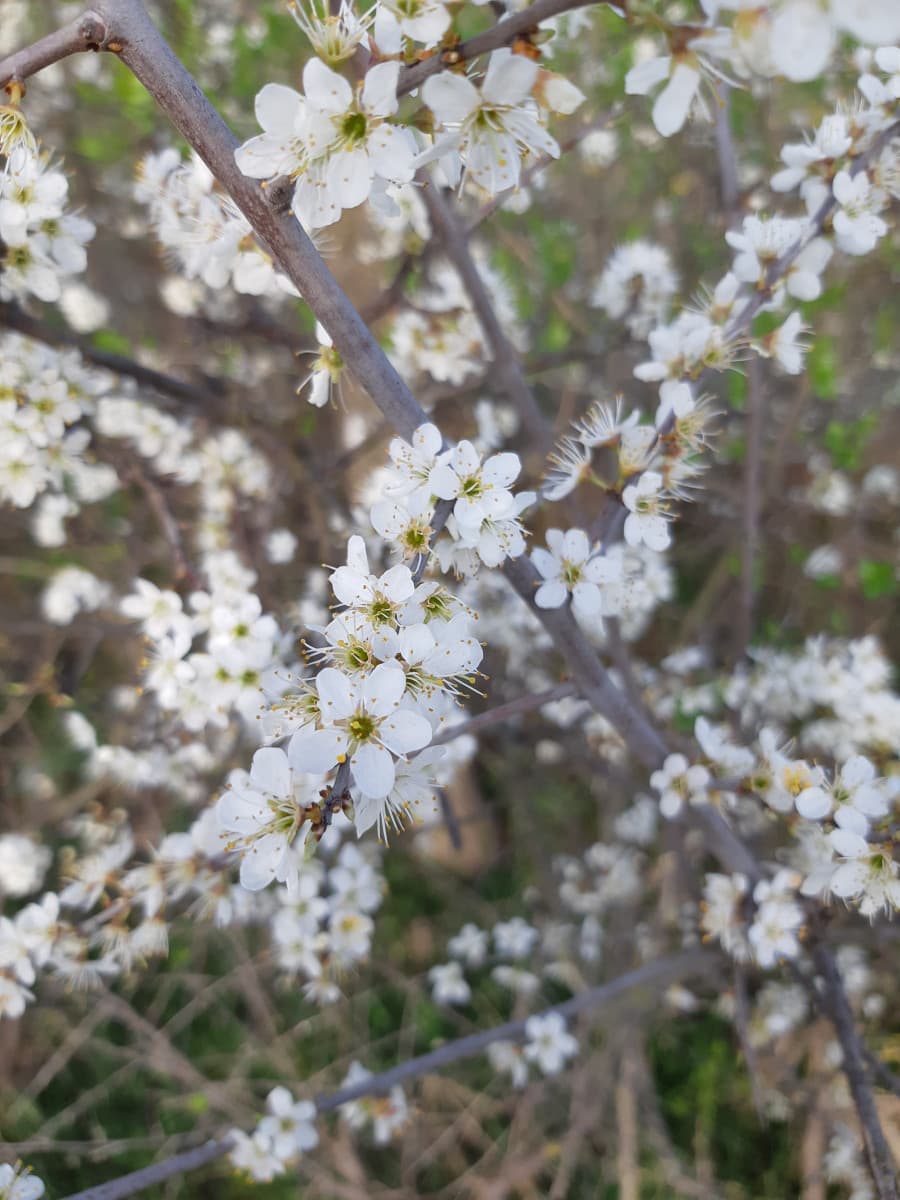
[1,0,900,1196]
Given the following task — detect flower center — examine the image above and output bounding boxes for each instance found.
[562,561,582,588]
[318,345,343,378]
[781,766,810,795]
[367,597,395,626]
[404,526,428,551]
[263,794,303,839]
[348,713,376,741]
[346,643,371,669]
[460,475,482,498]
[422,588,453,621]
[341,111,368,143]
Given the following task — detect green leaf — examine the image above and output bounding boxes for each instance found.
[539,309,571,353]
[727,370,747,410]
[807,335,838,400]
[824,415,877,471]
[814,573,840,590]
[91,329,132,355]
[858,560,896,600]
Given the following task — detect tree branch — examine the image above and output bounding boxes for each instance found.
[0,301,229,412]
[0,12,108,88]
[60,950,713,1200]
[811,942,899,1200]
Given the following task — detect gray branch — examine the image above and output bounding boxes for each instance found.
[60,950,712,1200]
[0,11,108,87]
[812,943,900,1200]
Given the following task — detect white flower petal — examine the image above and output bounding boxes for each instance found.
[352,742,396,797]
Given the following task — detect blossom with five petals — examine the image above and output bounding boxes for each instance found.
[288,661,432,798]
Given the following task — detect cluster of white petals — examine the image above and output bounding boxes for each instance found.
[0,114,94,303]
[418,50,569,194]
[229,1086,319,1182]
[136,148,295,296]
[236,59,416,229]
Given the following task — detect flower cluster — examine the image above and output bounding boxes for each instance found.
[266,530,475,848]
[121,554,286,731]
[539,390,712,607]
[724,637,900,759]
[632,53,900,392]
[270,843,385,1002]
[590,240,679,339]
[228,1086,319,1183]
[376,422,534,574]
[700,870,805,969]
[388,256,522,389]
[626,7,900,139]
[136,148,295,296]
[0,105,94,304]
[236,26,582,226]
[235,59,416,229]
[0,333,115,513]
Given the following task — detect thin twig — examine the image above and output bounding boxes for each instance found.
[0,301,231,412]
[468,108,621,232]
[735,354,764,658]
[429,682,578,747]
[811,942,900,1200]
[122,460,200,587]
[712,84,740,222]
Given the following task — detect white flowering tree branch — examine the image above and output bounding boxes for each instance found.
[56,950,712,1200]
[0,0,836,959]
[34,0,674,784]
